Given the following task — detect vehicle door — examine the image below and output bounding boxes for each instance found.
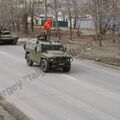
[34,45,42,64]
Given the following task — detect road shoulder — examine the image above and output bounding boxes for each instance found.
[0,96,31,120]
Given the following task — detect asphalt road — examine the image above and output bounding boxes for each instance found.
[0,45,120,120]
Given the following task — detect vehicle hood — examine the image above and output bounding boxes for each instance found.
[42,50,70,58]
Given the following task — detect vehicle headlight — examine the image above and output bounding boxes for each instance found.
[50,58,54,62]
[67,58,70,62]
[67,57,73,62]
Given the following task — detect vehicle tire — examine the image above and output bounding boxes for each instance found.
[40,59,49,72]
[26,54,33,66]
[63,64,71,72]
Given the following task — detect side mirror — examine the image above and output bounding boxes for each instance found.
[64,46,67,51]
[23,43,26,50]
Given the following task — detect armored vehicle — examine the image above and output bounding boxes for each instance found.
[0,26,19,44]
[24,37,73,72]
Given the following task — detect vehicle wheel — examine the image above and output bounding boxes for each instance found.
[26,54,33,66]
[63,64,71,72]
[40,59,49,72]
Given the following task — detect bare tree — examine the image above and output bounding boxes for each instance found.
[54,0,61,40]
[68,1,73,41]
[47,0,61,40]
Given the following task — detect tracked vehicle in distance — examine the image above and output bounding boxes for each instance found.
[0,26,19,44]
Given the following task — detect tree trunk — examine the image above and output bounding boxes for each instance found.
[31,10,34,32]
[74,14,77,29]
[54,0,61,40]
[23,13,28,35]
[69,8,72,41]
[96,0,102,46]
[44,0,48,21]
[16,20,20,32]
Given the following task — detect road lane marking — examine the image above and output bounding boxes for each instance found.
[0,50,24,63]
[62,74,76,80]
[0,51,8,55]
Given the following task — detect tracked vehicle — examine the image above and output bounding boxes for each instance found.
[0,26,19,44]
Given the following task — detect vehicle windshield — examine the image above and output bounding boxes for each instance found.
[42,45,64,52]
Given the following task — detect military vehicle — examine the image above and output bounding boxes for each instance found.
[24,33,73,72]
[0,26,19,44]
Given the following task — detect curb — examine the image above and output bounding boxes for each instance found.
[94,60,120,71]
[75,56,120,71]
[0,97,32,120]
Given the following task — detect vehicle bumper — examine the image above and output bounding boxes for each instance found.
[49,62,71,68]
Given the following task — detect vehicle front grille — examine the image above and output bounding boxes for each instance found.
[54,57,66,63]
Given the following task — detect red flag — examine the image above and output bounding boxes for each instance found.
[43,18,52,30]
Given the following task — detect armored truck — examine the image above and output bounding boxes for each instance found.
[0,27,19,44]
[24,38,73,72]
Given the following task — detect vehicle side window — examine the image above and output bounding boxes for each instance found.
[42,45,47,52]
[52,45,64,51]
[37,46,42,53]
